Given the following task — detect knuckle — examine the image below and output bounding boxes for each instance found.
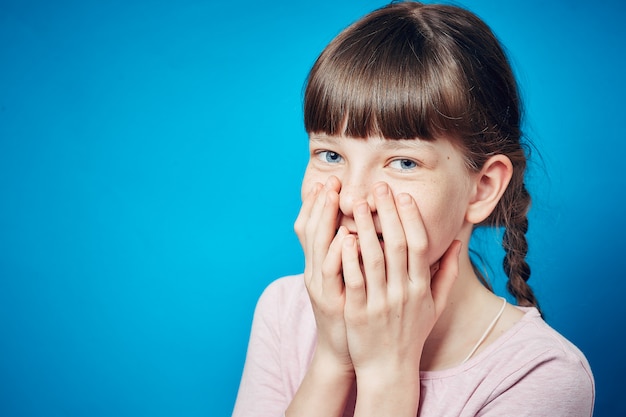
[344,276,364,291]
[387,238,407,255]
[409,240,429,256]
[366,253,386,271]
[408,279,430,298]
[388,287,409,305]
[344,306,367,326]
[370,301,391,317]
[293,218,304,236]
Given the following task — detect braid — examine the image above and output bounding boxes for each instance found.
[501,183,541,314]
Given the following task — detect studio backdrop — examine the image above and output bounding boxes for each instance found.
[0,0,624,416]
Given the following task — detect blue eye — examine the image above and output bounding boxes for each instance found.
[317,151,343,163]
[390,159,418,170]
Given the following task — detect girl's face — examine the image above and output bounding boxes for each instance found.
[301,134,476,264]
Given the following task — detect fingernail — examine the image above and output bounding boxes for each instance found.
[397,193,412,206]
[343,234,356,248]
[374,183,388,197]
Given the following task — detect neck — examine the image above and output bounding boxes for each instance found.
[420,249,503,371]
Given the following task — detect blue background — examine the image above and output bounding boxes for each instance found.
[1,0,624,416]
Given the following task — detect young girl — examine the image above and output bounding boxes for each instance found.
[233,2,594,416]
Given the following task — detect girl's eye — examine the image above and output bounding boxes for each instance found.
[389,158,418,170]
[317,151,343,164]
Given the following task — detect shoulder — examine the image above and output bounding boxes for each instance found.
[481,307,593,382]
[479,308,595,415]
[256,274,308,313]
[250,274,317,381]
[420,308,595,416]
[253,274,313,334]
[233,274,314,416]
[501,308,592,374]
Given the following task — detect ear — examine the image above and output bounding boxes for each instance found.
[465,155,513,224]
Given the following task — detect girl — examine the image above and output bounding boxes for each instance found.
[233,2,594,416]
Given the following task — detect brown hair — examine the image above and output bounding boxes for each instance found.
[303,1,540,311]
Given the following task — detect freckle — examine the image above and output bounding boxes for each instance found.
[447,156,450,160]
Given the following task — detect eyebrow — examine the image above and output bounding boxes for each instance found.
[376,139,436,151]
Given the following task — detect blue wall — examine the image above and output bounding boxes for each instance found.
[1,0,624,415]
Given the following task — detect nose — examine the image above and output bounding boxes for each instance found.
[338,174,376,217]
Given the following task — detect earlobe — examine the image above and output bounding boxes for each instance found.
[465,155,513,224]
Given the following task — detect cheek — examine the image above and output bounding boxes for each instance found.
[422,208,466,264]
[404,185,469,264]
[300,165,326,200]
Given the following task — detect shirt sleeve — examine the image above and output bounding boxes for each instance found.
[232,280,289,417]
[477,348,595,417]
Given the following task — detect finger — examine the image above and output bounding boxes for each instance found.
[303,178,342,293]
[372,182,408,292]
[303,180,331,265]
[431,240,461,317]
[342,234,367,317]
[311,177,342,268]
[354,200,386,300]
[395,193,430,284]
[294,182,323,247]
[321,226,349,297]
[306,183,329,258]
[295,183,323,288]
[307,177,340,236]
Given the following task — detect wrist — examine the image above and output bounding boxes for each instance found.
[354,373,421,417]
[286,351,355,417]
[309,348,355,382]
[353,366,421,417]
[356,366,421,391]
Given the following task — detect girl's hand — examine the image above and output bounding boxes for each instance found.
[294,176,353,374]
[341,182,460,414]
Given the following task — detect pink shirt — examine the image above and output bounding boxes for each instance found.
[232,275,594,417]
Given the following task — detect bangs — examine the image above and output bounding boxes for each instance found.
[304,10,470,140]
